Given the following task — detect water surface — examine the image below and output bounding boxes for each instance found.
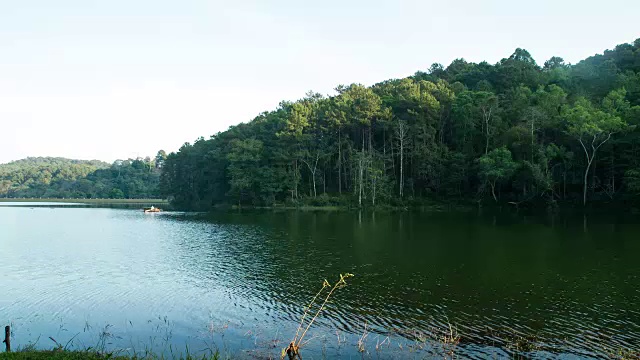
[0,202,85,206]
[1,205,638,358]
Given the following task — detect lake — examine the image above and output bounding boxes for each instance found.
[1,204,639,359]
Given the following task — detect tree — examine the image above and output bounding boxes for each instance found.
[279,95,327,198]
[0,157,160,199]
[226,138,263,205]
[394,119,409,199]
[474,91,499,155]
[493,48,541,91]
[479,147,517,202]
[624,169,640,195]
[109,188,125,199]
[323,95,349,194]
[340,84,383,205]
[157,39,640,210]
[544,56,568,70]
[155,150,167,169]
[564,90,629,205]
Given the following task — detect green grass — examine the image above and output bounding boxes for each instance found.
[0,198,168,205]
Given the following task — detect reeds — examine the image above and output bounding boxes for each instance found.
[282,273,354,360]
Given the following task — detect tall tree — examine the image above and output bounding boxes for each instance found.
[479,147,518,202]
[564,89,630,205]
[226,138,263,205]
[474,91,499,155]
[394,119,409,199]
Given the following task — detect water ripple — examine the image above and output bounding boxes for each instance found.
[2,208,639,359]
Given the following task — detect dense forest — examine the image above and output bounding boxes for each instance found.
[0,154,166,199]
[160,39,640,210]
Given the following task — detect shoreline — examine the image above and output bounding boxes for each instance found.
[0,198,168,205]
[173,199,640,213]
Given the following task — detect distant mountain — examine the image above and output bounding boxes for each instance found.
[0,155,165,199]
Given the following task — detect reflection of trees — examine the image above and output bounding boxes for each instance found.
[165,211,640,353]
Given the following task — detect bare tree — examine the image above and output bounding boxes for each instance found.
[300,150,321,198]
[395,120,409,199]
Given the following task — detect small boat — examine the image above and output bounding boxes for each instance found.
[143,206,162,213]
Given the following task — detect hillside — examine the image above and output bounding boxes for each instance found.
[161,39,640,210]
[0,157,109,195]
[0,154,166,199]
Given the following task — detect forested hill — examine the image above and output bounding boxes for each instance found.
[0,157,109,196]
[157,39,639,210]
[0,153,167,199]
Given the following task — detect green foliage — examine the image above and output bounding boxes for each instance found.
[479,147,518,180]
[564,96,626,139]
[227,138,264,203]
[161,39,640,208]
[0,156,163,199]
[479,147,518,201]
[563,89,631,204]
[0,157,108,197]
[624,169,640,194]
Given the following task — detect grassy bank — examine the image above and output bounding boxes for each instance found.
[0,198,168,205]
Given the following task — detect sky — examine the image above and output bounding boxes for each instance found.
[1,0,638,164]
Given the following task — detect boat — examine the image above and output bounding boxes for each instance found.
[143,206,162,213]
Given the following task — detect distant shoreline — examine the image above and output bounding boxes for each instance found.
[0,198,168,204]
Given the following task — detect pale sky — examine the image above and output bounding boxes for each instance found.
[1,0,638,164]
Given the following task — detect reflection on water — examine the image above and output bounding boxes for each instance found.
[0,202,85,206]
[1,207,639,358]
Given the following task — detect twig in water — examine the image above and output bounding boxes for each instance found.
[335,329,346,347]
[375,336,390,352]
[357,322,369,353]
[282,273,354,360]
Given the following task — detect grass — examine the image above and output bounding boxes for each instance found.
[0,198,168,205]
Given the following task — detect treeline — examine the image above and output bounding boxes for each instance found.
[0,153,167,199]
[0,157,109,196]
[161,39,640,210]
